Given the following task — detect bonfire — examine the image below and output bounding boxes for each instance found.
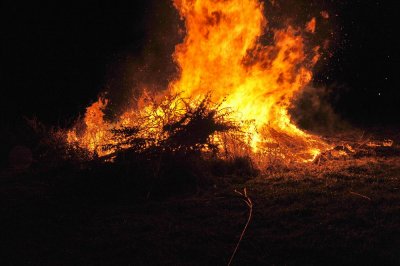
[66,0,342,164]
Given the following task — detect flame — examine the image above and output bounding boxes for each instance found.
[170,0,327,158]
[67,98,114,156]
[67,0,330,161]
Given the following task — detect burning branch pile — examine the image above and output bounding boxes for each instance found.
[67,94,242,159]
[66,0,334,163]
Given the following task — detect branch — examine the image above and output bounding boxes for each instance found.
[228,188,253,266]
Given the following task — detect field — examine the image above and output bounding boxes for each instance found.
[1,136,400,265]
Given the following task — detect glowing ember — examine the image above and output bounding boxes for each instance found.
[306,17,317,33]
[320,11,330,19]
[67,0,330,161]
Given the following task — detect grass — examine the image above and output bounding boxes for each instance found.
[1,131,400,265]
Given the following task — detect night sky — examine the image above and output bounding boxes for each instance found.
[2,0,399,127]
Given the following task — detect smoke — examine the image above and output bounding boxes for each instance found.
[100,1,183,120]
[289,85,350,135]
[262,0,344,135]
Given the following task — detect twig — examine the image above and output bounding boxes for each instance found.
[349,191,372,201]
[228,188,253,266]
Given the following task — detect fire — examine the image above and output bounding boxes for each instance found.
[67,0,330,161]
[67,98,111,153]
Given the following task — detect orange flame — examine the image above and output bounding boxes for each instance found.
[67,0,330,161]
[170,0,327,158]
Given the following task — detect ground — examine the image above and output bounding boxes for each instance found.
[1,152,400,265]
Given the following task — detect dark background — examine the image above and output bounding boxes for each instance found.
[2,0,399,127]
